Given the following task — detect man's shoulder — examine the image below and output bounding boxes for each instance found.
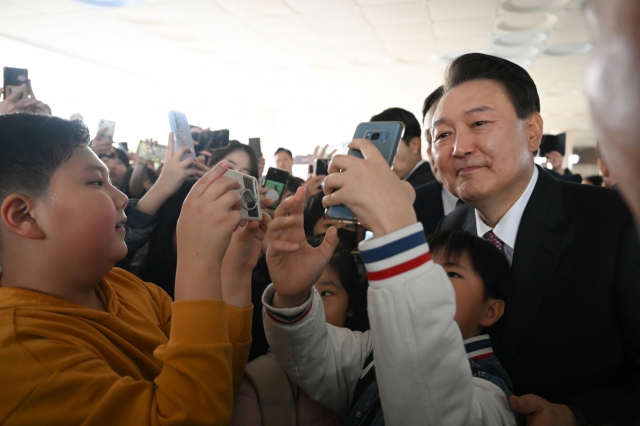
[438,203,475,232]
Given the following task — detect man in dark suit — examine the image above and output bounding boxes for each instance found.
[413,86,461,236]
[434,53,640,425]
[370,107,435,187]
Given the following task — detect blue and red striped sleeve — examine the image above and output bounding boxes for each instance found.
[358,223,432,288]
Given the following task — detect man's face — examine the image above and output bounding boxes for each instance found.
[38,146,129,269]
[431,79,540,205]
[99,148,128,187]
[585,0,640,222]
[275,152,293,173]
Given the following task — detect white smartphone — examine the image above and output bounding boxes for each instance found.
[97,119,116,141]
[168,111,196,161]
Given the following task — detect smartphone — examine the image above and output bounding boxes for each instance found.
[168,111,196,161]
[118,142,129,152]
[197,129,230,151]
[3,67,28,100]
[249,138,262,159]
[294,155,314,165]
[263,167,290,209]
[138,142,167,163]
[224,169,262,221]
[314,158,330,176]
[325,121,405,223]
[539,133,566,157]
[98,119,116,141]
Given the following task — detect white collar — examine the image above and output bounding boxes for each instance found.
[403,160,425,181]
[475,166,539,250]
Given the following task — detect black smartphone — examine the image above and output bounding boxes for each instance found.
[264,167,290,209]
[196,129,230,151]
[314,158,330,176]
[118,142,129,152]
[325,121,405,223]
[249,138,262,159]
[3,67,28,100]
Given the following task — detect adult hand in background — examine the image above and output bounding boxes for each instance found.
[545,150,564,174]
[323,138,416,237]
[303,174,325,201]
[91,128,113,156]
[0,83,51,116]
[510,394,578,426]
[313,144,337,160]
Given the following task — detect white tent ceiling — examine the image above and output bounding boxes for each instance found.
[0,0,594,167]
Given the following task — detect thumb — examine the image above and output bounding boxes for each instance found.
[318,226,339,259]
[510,394,541,415]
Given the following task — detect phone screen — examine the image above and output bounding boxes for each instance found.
[264,179,285,208]
[3,67,28,100]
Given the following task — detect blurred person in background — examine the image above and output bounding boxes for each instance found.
[596,142,617,189]
[274,147,294,174]
[208,140,259,179]
[371,107,435,187]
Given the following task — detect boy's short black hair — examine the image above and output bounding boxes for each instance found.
[0,113,90,202]
[274,147,293,159]
[444,53,540,120]
[428,230,510,302]
[370,107,421,145]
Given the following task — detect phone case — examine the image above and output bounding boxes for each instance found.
[224,170,262,221]
[325,121,405,223]
[98,119,116,140]
[264,167,290,208]
[168,111,196,161]
[3,67,28,100]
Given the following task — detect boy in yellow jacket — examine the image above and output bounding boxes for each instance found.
[0,113,266,425]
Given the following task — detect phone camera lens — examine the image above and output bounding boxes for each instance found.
[371,132,380,140]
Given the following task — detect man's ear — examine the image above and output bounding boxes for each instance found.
[0,194,46,240]
[479,298,505,328]
[409,136,422,155]
[598,158,610,178]
[526,112,544,153]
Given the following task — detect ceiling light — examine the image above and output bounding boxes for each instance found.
[74,0,141,9]
[492,31,548,47]
[542,42,592,56]
[501,0,572,13]
[496,13,558,31]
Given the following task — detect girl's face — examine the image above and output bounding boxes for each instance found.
[313,265,351,328]
[223,149,252,176]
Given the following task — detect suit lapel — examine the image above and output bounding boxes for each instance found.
[492,167,567,368]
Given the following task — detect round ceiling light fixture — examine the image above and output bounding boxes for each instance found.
[496,13,558,31]
[501,0,572,13]
[542,42,592,56]
[74,0,141,8]
[492,31,548,47]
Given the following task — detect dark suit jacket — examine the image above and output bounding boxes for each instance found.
[405,161,435,187]
[439,166,640,425]
[413,180,445,237]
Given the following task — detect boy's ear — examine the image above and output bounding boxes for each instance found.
[0,194,46,240]
[409,136,421,155]
[479,298,505,328]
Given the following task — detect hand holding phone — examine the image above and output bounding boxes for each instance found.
[168,111,197,161]
[323,138,416,238]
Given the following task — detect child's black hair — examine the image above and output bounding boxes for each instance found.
[0,113,90,201]
[428,230,510,302]
[303,192,326,237]
[307,235,369,332]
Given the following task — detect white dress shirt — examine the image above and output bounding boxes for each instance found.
[441,186,459,216]
[475,167,539,265]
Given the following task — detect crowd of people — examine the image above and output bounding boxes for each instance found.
[0,1,639,425]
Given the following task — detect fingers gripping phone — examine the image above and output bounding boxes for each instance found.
[325,121,405,223]
[224,170,262,221]
[263,167,290,209]
[168,111,197,161]
[3,67,28,100]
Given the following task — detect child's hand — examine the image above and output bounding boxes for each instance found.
[323,138,417,237]
[174,160,242,301]
[266,187,339,308]
[221,214,271,308]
